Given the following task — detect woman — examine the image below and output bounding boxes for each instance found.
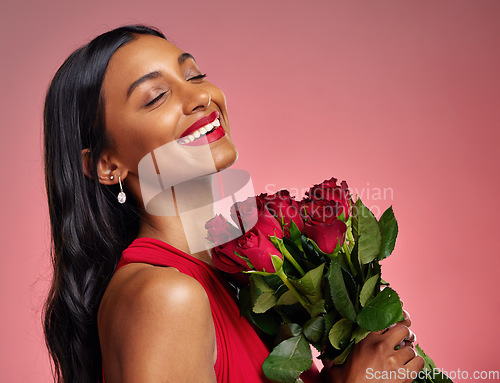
[43,25,423,382]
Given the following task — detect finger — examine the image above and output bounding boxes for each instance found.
[403,309,409,319]
[383,323,410,347]
[379,322,397,335]
[394,344,418,365]
[395,328,416,345]
[396,331,415,350]
[401,340,414,349]
[404,328,416,343]
[397,310,411,328]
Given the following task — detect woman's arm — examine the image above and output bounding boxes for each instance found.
[99,265,217,383]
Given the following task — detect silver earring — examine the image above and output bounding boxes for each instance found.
[110,175,114,180]
[207,93,211,107]
[117,176,126,204]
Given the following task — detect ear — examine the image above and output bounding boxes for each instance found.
[81,148,128,185]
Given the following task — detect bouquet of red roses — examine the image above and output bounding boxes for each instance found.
[206,177,451,383]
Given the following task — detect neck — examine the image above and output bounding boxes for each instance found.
[137,174,217,266]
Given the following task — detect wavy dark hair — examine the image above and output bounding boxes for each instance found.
[43,25,166,383]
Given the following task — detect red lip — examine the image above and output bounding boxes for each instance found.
[184,125,226,146]
[180,110,219,139]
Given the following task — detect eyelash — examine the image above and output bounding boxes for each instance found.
[188,73,207,81]
[145,92,167,107]
[144,74,207,107]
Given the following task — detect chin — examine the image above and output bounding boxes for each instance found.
[213,146,238,172]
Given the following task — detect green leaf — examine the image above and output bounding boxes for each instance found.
[279,322,303,338]
[295,263,325,298]
[332,341,353,364]
[350,326,371,343]
[378,206,398,260]
[238,284,280,335]
[341,267,357,305]
[337,210,346,223]
[308,299,326,317]
[354,199,382,264]
[301,235,324,265]
[415,344,454,383]
[307,237,328,257]
[349,243,363,280]
[356,287,404,331]
[250,275,278,314]
[328,318,353,350]
[359,274,379,307]
[327,258,357,321]
[303,316,325,343]
[248,310,282,336]
[276,290,299,306]
[289,219,304,251]
[271,253,284,272]
[262,335,313,383]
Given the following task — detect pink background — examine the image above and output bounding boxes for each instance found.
[1,0,499,382]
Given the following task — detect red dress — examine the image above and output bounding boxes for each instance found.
[115,237,320,383]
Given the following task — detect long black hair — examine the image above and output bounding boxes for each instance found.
[43,25,166,383]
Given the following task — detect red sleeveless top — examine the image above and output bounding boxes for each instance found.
[115,237,320,383]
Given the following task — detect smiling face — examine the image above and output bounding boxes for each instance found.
[99,34,238,202]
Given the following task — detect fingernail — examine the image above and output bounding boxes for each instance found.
[406,329,413,339]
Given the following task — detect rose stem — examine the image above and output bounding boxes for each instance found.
[342,239,356,276]
[282,248,305,276]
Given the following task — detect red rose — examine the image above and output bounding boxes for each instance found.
[230,195,283,239]
[302,198,347,254]
[305,177,350,220]
[212,228,283,273]
[261,190,304,237]
[303,199,344,225]
[211,245,251,274]
[205,213,243,247]
[304,219,347,254]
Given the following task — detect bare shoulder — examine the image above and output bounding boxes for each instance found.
[100,264,211,317]
[99,264,217,383]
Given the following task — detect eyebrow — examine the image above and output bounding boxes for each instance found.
[127,71,162,99]
[126,53,197,99]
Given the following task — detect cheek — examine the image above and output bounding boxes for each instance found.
[107,111,179,170]
[208,84,228,113]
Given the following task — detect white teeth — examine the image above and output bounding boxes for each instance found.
[178,118,221,145]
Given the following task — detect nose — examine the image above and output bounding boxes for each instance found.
[180,82,211,115]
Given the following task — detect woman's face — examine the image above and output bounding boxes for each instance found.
[100,34,238,183]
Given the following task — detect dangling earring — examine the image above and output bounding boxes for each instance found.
[117,175,126,204]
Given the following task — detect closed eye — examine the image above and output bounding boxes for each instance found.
[188,73,207,82]
[145,92,167,107]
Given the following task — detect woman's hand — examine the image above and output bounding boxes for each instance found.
[321,310,424,383]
